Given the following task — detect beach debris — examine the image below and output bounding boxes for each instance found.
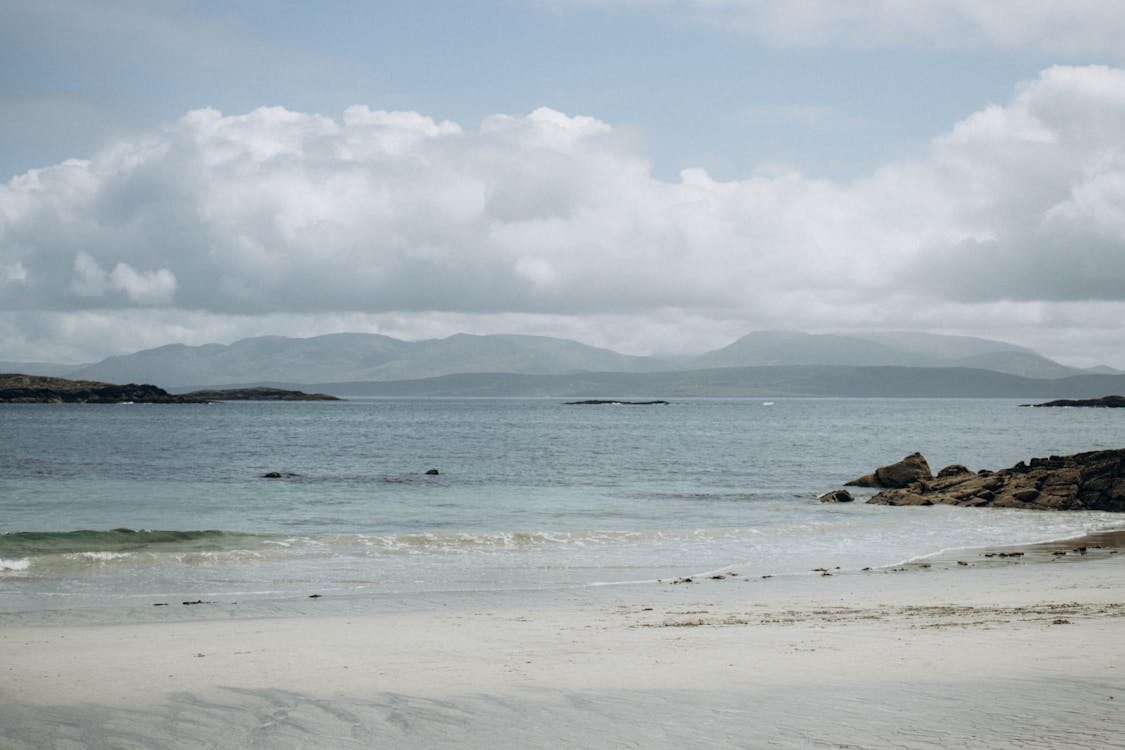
[1051,618,1072,625]
[309,593,322,598]
[181,599,210,605]
[957,561,969,566]
[818,489,854,503]
[710,574,727,580]
[669,576,694,584]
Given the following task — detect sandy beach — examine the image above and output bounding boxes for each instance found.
[2,534,1123,749]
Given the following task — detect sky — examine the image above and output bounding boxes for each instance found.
[2,1,1125,368]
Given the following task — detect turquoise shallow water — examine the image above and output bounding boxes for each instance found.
[1,397,1122,622]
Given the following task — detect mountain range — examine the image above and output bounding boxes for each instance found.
[4,330,1122,397]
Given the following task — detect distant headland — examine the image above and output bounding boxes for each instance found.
[0,375,340,403]
[1021,395,1125,408]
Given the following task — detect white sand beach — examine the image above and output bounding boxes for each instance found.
[2,538,1123,749]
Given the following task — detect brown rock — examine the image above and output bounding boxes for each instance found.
[818,489,854,503]
[866,449,1125,511]
[937,464,971,478]
[846,452,932,489]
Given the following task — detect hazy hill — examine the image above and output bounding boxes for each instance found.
[0,361,88,377]
[686,330,1079,378]
[691,331,931,368]
[63,329,1116,389]
[71,332,658,388]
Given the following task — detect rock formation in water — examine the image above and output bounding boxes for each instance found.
[181,387,341,401]
[845,452,933,489]
[856,449,1125,511]
[0,375,341,403]
[1022,395,1125,408]
[0,374,204,403]
[818,489,854,503]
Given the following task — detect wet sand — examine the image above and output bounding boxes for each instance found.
[1,535,1123,749]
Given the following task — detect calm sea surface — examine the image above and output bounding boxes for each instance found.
[2,397,1122,623]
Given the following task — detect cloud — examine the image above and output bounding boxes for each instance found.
[3,65,1125,365]
[542,0,1125,57]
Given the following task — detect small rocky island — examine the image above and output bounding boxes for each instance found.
[1022,395,1125,408]
[0,375,339,403]
[841,450,1125,512]
[180,387,340,401]
[0,374,205,403]
[564,399,670,405]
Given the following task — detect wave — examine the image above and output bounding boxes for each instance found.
[0,557,31,572]
[0,528,260,557]
[0,525,756,563]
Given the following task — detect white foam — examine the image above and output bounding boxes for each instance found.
[0,557,31,572]
[71,551,132,562]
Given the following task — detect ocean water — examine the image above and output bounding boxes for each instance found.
[1,397,1122,623]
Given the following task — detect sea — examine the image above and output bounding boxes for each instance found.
[2,397,1122,625]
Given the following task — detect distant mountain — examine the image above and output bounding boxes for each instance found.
[64,329,1117,390]
[859,331,1033,359]
[686,330,1082,378]
[70,332,660,388]
[691,331,930,369]
[0,361,87,377]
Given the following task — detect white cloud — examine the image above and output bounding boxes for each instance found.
[3,65,1125,366]
[68,252,177,305]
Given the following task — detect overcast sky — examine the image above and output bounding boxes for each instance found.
[3,1,1125,368]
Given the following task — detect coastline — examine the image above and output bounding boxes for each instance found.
[2,532,1122,749]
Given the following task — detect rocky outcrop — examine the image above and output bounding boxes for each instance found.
[845,452,933,488]
[0,375,340,403]
[863,449,1125,511]
[818,489,854,503]
[1022,395,1125,408]
[564,400,670,405]
[0,374,204,403]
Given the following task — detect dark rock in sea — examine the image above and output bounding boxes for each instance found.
[564,400,670,405]
[425,468,440,475]
[845,452,933,489]
[180,386,341,401]
[863,449,1125,511]
[261,471,299,479]
[1021,395,1125,408]
[818,489,854,503]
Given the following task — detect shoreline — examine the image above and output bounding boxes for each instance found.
[2,533,1122,748]
[896,525,1125,569]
